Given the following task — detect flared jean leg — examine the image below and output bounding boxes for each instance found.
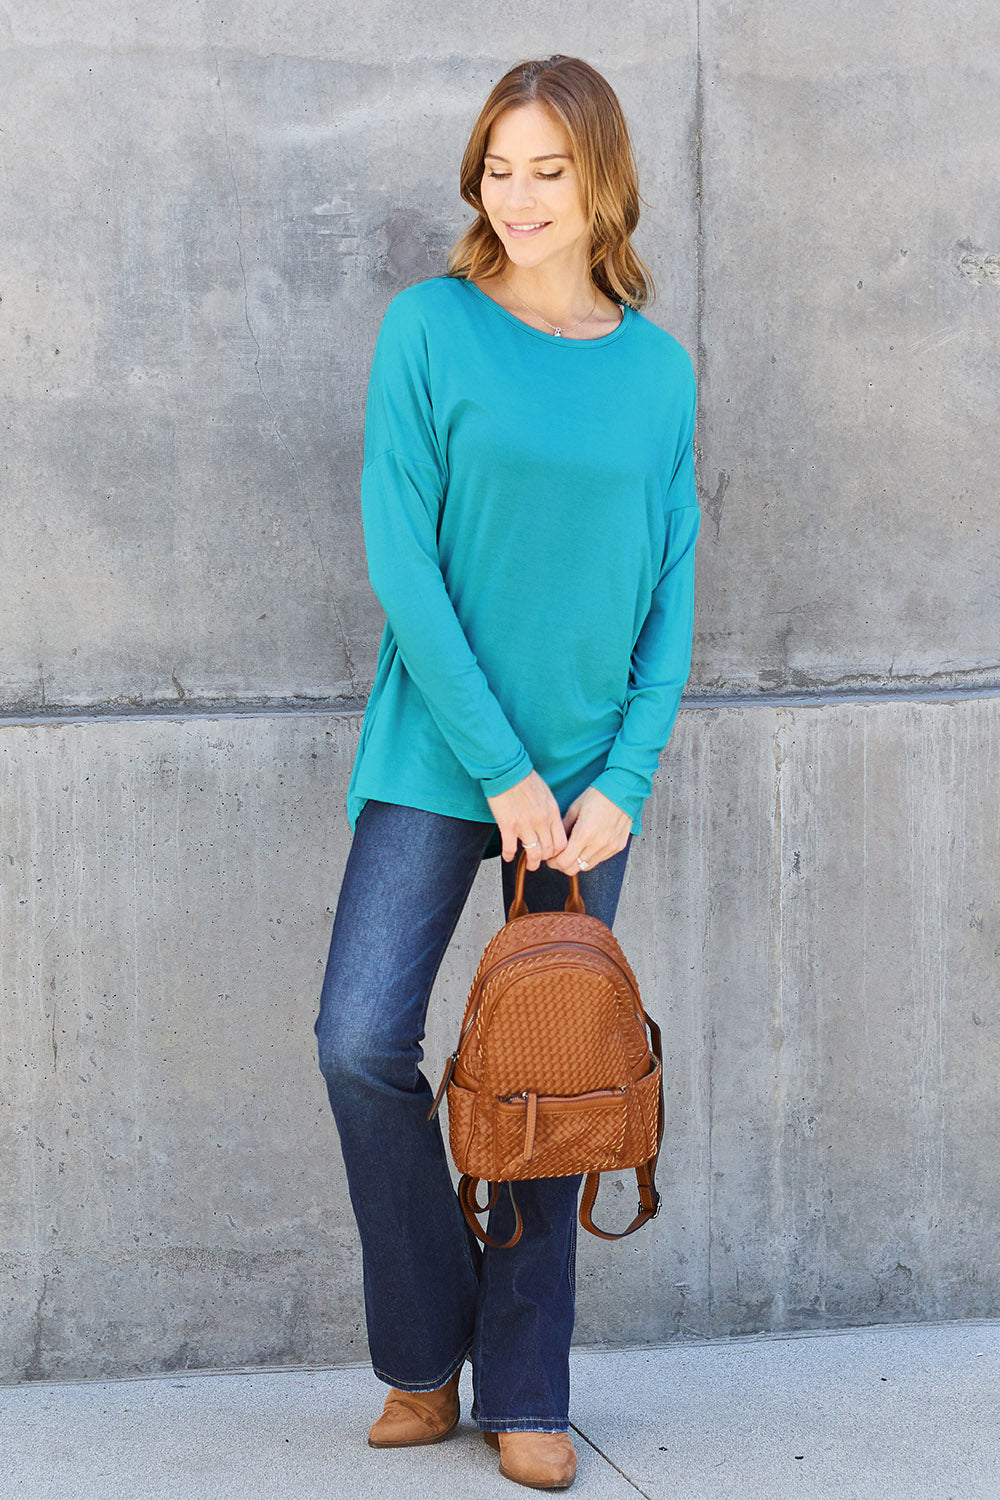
[314,799,492,1390]
[471,844,631,1432]
[315,798,631,1422]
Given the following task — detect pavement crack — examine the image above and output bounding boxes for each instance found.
[570,1424,654,1498]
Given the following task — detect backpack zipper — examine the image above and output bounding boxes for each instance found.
[497,1086,628,1104]
[458,941,639,1051]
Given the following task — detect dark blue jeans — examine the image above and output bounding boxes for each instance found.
[315,799,630,1433]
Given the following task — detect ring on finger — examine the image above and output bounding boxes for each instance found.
[576,857,590,870]
[523,840,540,849]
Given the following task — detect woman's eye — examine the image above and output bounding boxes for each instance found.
[485,169,563,181]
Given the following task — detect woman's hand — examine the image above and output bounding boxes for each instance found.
[487,771,569,870]
[546,787,631,876]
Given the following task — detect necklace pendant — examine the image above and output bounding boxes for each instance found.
[553,328,562,337]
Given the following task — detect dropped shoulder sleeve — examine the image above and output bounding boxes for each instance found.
[590,394,700,821]
[360,297,533,798]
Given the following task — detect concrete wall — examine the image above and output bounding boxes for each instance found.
[1,3,998,1380]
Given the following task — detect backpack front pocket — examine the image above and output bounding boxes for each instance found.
[494,1087,629,1179]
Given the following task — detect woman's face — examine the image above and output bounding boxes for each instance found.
[480,102,591,275]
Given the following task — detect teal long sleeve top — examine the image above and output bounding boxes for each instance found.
[346,275,699,853]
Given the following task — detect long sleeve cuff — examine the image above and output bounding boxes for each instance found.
[589,766,651,823]
[480,748,535,800]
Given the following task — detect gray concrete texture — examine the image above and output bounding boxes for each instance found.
[4,1324,1000,1499]
[697,4,1000,696]
[2,697,999,1379]
[2,0,999,1380]
[0,4,696,711]
[1,3,998,709]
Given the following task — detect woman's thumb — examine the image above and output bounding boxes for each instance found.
[562,796,582,834]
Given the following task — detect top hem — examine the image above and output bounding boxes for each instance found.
[347,783,497,831]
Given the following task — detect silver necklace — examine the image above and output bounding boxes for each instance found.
[499,273,598,337]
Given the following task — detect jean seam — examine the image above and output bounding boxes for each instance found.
[373,1339,471,1393]
[475,1418,570,1432]
[566,1207,578,1297]
[457,1213,482,1285]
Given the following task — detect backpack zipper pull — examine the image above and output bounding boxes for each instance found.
[522,1091,538,1163]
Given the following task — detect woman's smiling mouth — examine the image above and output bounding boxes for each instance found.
[505,221,551,235]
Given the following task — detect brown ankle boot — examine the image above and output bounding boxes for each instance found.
[483,1429,578,1489]
[367,1368,462,1448]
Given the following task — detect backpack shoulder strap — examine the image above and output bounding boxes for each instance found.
[578,1162,660,1241]
[458,1176,524,1249]
[578,1016,664,1241]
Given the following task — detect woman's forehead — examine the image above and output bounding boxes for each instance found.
[486,102,572,158]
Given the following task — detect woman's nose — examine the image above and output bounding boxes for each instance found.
[506,173,535,209]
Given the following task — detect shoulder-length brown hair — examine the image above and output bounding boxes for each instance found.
[448,55,653,308]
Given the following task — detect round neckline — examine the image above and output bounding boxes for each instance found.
[460,277,633,348]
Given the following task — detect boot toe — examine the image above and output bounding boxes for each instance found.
[484,1429,577,1490]
[368,1370,461,1448]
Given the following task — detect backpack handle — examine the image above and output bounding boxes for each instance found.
[508,847,586,920]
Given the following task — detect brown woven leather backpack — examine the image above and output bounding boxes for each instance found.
[428,851,663,1247]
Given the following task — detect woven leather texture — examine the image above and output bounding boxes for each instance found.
[446,907,660,1183]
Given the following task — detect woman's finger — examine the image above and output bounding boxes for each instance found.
[500,825,519,862]
[520,832,545,870]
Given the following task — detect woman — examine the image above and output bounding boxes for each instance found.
[315,55,699,1491]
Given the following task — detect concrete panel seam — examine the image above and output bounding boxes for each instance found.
[569,1421,654,1499]
[694,0,705,472]
[2,681,1000,729]
[0,702,368,727]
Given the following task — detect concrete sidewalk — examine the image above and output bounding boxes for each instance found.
[1,1321,998,1500]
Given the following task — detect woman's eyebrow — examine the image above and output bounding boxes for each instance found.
[483,152,572,163]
